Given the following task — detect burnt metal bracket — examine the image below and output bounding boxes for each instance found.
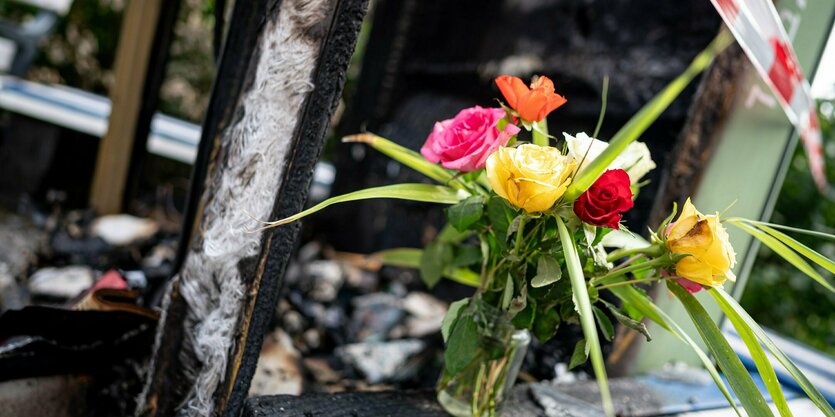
[139,0,369,416]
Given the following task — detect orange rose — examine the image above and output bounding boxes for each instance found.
[495,75,567,123]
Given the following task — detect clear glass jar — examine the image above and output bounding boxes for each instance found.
[436,300,531,417]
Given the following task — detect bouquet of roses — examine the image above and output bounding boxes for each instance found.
[265,34,835,417]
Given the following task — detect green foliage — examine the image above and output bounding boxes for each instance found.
[421,242,454,288]
[442,299,469,342]
[444,314,479,375]
[446,195,486,231]
[568,339,588,370]
[531,256,562,288]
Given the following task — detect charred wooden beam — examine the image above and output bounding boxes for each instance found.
[137,1,369,416]
[647,42,747,228]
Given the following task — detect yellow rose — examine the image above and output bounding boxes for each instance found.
[667,198,737,287]
[486,144,575,213]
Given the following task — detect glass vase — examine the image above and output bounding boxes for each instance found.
[436,301,531,417]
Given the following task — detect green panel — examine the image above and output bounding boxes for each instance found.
[632,0,835,373]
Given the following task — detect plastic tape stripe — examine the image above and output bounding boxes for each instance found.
[710,0,827,190]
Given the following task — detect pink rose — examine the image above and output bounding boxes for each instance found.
[421,106,520,172]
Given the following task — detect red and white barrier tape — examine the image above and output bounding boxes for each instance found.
[710,0,827,190]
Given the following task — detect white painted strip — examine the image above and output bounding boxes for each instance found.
[147,134,197,164]
[0,38,17,73]
[0,75,203,162]
[14,0,74,15]
[0,87,107,136]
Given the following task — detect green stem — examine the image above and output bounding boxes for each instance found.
[596,276,662,290]
[606,244,664,262]
[532,119,549,146]
[590,256,671,286]
[513,217,528,257]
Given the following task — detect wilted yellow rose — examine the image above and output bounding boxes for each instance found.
[667,198,737,287]
[486,144,575,213]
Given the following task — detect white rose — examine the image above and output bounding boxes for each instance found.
[618,141,656,183]
[563,132,655,184]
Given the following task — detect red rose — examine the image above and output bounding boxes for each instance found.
[573,169,634,229]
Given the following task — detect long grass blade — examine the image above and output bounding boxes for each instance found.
[557,216,614,417]
[725,218,835,242]
[592,76,609,139]
[709,289,792,417]
[371,248,481,287]
[343,134,465,189]
[668,281,773,417]
[711,288,835,417]
[729,220,835,292]
[608,284,742,417]
[753,223,835,274]
[564,31,733,200]
[263,184,464,228]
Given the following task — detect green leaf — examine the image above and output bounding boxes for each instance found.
[725,218,835,242]
[444,314,479,375]
[568,339,588,370]
[501,274,514,310]
[442,299,469,342]
[531,256,562,288]
[601,300,650,342]
[442,266,481,287]
[533,306,560,342]
[508,282,528,315]
[512,301,535,329]
[657,202,679,239]
[667,281,773,417]
[708,289,792,417]
[754,223,835,276]
[564,31,733,200]
[730,220,835,293]
[343,134,464,189]
[608,285,741,416]
[556,216,614,417]
[265,184,465,227]
[711,288,835,417]
[373,248,481,287]
[506,215,525,241]
[451,245,482,268]
[487,197,516,243]
[438,223,474,243]
[420,242,453,288]
[593,306,614,342]
[446,195,486,231]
